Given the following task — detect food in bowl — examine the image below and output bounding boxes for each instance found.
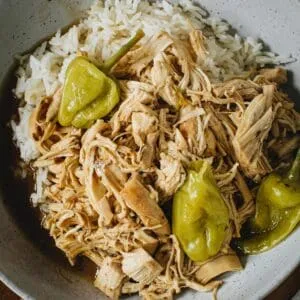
[10,0,300,299]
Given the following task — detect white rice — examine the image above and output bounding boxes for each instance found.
[11,0,293,201]
[30,167,49,207]
[11,104,39,162]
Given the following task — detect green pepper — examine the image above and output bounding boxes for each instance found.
[58,29,145,128]
[71,77,118,128]
[172,160,230,262]
[237,149,300,254]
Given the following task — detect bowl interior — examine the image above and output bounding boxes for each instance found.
[0,1,299,299]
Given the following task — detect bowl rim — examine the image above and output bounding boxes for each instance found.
[0,270,31,300]
[0,0,299,299]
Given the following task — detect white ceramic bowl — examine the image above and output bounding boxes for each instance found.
[0,1,299,299]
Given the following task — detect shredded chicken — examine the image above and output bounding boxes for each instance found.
[25,28,300,300]
[120,175,170,235]
[196,250,242,284]
[122,248,163,285]
[155,153,186,199]
[232,85,275,179]
[94,257,125,299]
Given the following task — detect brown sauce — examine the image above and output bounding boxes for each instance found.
[0,64,96,282]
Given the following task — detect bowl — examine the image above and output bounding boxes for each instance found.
[0,1,299,299]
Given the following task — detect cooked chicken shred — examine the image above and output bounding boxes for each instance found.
[26,30,300,299]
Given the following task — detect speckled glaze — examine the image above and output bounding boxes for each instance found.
[0,1,299,299]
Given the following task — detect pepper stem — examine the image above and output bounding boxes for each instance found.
[285,149,300,184]
[101,29,145,73]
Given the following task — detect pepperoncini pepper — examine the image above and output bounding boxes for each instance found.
[172,160,230,262]
[237,149,300,254]
[58,29,145,128]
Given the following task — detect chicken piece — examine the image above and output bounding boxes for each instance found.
[111,81,156,135]
[196,251,242,284]
[155,153,186,198]
[114,32,173,77]
[100,164,128,190]
[189,67,212,98]
[170,38,211,95]
[122,248,163,286]
[96,164,129,217]
[157,108,173,153]
[34,136,79,167]
[232,85,275,178]
[259,67,287,85]
[81,123,119,223]
[180,118,197,141]
[94,257,125,300]
[189,29,207,63]
[151,52,181,108]
[234,169,254,213]
[174,128,189,153]
[204,128,217,156]
[46,87,62,122]
[120,80,156,106]
[48,162,64,174]
[178,105,207,156]
[205,104,232,156]
[138,132,158,169]
[132,112,158,147]
[214,108,237,140]
[80,120,110,161]
[273,106,299,136]
[120,175,170,235]
[29,97,54,154]
[134,230,158,254]
[148,235,222,299]
[213,79,261,100]
[55,235,88,265]
[88,170,113,226]
[229,110,243,128]
[29,97,49,129]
